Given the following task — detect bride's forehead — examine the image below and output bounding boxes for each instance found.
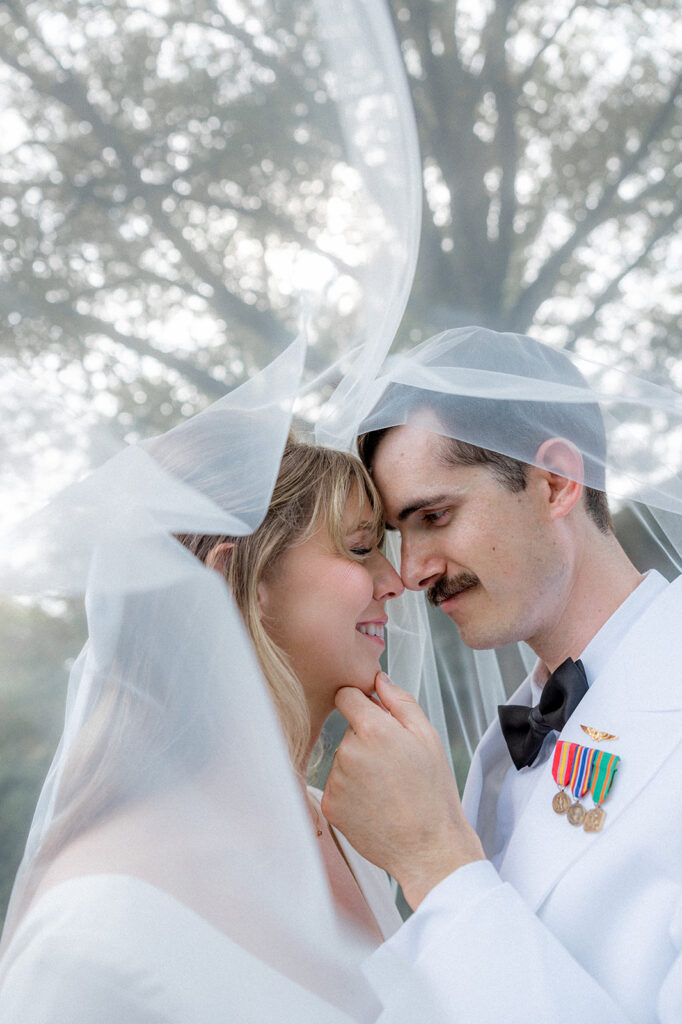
[341,487,374,531]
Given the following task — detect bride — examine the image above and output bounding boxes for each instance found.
[0,428,407,1023]
[177,436,404,942]
[0,2,425,1018]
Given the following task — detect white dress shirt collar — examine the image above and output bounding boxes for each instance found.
[530,569,668,703]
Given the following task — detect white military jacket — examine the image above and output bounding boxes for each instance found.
[365,574,682,1023]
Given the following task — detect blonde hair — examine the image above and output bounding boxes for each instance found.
[177,437,384,770]
[22,437,382,903]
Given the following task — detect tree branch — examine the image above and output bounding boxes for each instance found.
[482,0,520,311]
[0,10,295,364]
[607,174,682,219]
[564,201,682,351]
[515,1,581,90]
[0,288,229,399]
[403,4,494,307]
[508,67,682,330]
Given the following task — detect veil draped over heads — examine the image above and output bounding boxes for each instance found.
[2,2,682,1020]
[320,325,682,769]
[0,3,424,1021]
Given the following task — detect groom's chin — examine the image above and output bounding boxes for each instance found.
[455,620,520,651]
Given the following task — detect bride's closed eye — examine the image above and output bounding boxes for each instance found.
[350,545,374,558]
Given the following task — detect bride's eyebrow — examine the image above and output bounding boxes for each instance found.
[346,520,378,538]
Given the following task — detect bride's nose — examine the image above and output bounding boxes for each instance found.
[371,551,404,601]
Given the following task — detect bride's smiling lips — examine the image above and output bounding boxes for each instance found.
[355,618,387,649]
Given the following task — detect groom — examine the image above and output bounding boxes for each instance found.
[322,329,682,1023]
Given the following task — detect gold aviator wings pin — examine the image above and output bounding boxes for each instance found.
[580,725,619,743]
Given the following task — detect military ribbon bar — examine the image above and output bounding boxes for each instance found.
[563,744,597,826]
[551,740,578,815]
[590,749,620,804]
[552,740,579,784]
[551,740,621,833]
[569,744,598,800]
[583,749,620,833]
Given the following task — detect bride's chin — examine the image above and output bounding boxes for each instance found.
[346,669,379,695]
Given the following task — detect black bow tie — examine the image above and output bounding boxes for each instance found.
[498,657,589,770]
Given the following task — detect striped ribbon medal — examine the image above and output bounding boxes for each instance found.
[551,740,578,815]
[566,744,598,826]
[583,750,620,833]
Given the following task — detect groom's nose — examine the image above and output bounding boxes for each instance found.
[400,538,446,592]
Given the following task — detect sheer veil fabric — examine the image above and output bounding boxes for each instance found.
[0,3,426,1021]
[318,326,682,769]
[2,2,682,1022]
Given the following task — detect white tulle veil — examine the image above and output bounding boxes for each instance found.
[0,2,426,1021]
[318,325,682,772]
[2,1,681,1020]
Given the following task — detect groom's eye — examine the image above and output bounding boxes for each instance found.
[350,546,373,557]
[423,509,449,524]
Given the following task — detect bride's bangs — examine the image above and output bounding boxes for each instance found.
[319,456,385,559]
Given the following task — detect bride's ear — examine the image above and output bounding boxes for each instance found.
[205,541,235,576]
[256,581,269,621]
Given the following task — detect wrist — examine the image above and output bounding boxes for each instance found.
[398,831,486,910]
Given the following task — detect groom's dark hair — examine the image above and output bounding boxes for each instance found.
[357,329,613,534]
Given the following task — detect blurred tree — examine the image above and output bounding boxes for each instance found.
[392,0,681,379]
[0,0,680,926]
[0,0,359,444]
[0,0,679,452]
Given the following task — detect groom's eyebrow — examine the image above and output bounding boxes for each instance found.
[397,493,451,522]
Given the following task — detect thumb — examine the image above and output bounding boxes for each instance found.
[375,672,425,729]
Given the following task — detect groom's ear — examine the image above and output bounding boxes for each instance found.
[205,541,235,576]
[534,437,585,521]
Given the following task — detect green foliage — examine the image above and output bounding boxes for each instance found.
[0,599,86,926]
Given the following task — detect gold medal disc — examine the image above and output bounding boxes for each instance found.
[567,801,586,826]
[552,790,571,815]
[583,806,606,833]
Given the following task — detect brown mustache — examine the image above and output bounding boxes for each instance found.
[428,572,479,607]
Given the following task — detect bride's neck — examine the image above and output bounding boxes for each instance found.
[298,708,328,779]
[296,741,319,786]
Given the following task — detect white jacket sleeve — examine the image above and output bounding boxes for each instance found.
[658,897,682,1024]
[364,861,637,1024]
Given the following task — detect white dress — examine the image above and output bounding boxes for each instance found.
[0,824,402,1024]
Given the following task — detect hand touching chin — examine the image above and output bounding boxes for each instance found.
[323,672,485,909]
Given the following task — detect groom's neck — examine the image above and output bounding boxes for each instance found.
[528,534,643,674]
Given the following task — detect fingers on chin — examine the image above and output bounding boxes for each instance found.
[334,687,364,715]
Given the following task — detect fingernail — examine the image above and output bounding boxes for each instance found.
[379,672,393,685]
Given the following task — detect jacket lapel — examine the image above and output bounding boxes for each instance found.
[499,577,682,910]
[462,677,531,849]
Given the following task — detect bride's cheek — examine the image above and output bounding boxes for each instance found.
[356,564,376,597]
